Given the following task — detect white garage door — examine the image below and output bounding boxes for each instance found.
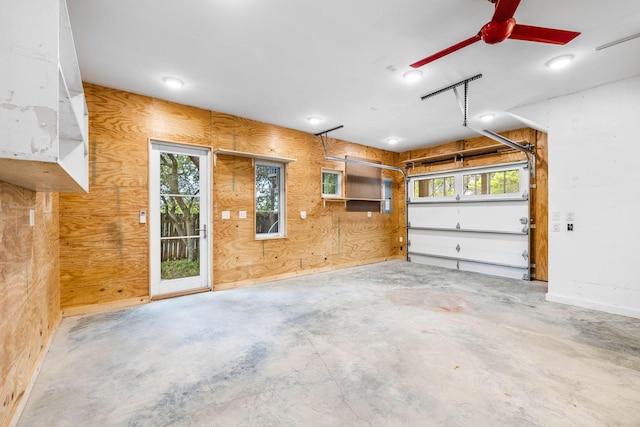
[407,162,531,280]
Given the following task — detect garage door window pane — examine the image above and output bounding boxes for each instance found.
[489,170,519,194]
[463,173,485,195]
[414,176,454,198]
[464,169,520,196]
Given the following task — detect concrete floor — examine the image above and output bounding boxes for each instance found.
[18,261,640,426]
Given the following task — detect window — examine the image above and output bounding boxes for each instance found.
[463,169,519,195]
[321,170,343,197]
[489,169,519,194]
[256,161,285,238]
[413,176,455,198]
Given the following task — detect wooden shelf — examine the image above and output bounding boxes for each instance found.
[213,149,296,165]
[403,143,518,167]
[322,197,383,207]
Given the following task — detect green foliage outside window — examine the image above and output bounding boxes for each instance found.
[256,164,281,234]
[464,169,519,195]
[414,176,455,198]
[322,171,341,196]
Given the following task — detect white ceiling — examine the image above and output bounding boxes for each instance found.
[67,0,640,152]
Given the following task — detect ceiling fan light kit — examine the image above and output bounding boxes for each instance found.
[410,0,581,68]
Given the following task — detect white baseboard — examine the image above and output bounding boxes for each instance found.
[546,293,640,319]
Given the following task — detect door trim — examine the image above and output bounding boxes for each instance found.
[149,140,212,297]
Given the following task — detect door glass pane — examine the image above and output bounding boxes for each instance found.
[160,196,200,237]
[159,152,201,280]
[160,153,200,195]
[161,237,200,280]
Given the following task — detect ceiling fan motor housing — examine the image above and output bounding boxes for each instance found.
[481,18,516,44]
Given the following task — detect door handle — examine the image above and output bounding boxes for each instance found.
[199,224,207,239]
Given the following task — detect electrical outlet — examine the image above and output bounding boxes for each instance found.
[399,236,403,242]
[552,223,560,232]
[567,223,574,231]
[367,211,372,217]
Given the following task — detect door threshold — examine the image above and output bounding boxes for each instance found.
[151,287,211,301]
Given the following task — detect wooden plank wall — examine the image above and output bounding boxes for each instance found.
[59,84,404,311]
[399,128,549,281]
[0,183,61,427]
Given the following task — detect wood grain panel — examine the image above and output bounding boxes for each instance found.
[532,131,549,281]
[0,183,60,427]
[402,130,529,176]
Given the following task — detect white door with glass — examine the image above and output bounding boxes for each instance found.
[150,141,211,297]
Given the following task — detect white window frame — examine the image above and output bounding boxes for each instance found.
[255,160,286,240]
[321,169,343,198]
[409,162,528,203]
[461,165,526,201]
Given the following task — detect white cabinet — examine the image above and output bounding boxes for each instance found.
[0,0,88,193]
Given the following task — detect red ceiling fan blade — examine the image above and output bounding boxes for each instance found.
[491,0,521,22]
[410,34,482,68]
[509,24,581,44]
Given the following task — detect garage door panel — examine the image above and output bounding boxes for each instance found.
[409,253,458,270]
[452,201,528,232]
[407,162,530,280]
[409,201,528,233]
[408,205,459,228]
[458,261,526,280]
[454,233,528,267]
[408,230,460,258]
[408,230,528,268]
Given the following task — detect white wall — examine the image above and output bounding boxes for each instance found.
[543,75,640,318]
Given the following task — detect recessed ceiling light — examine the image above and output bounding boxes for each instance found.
[387,138,398,145]
[402,70,423,83]
[308,117,321,125]
[546,54,574,70]
[162,77,184,89]
[479,113,496,122]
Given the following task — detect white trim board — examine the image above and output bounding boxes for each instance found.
[546,293,640,319]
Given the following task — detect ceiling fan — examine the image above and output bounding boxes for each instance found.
[410,0,581,68]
